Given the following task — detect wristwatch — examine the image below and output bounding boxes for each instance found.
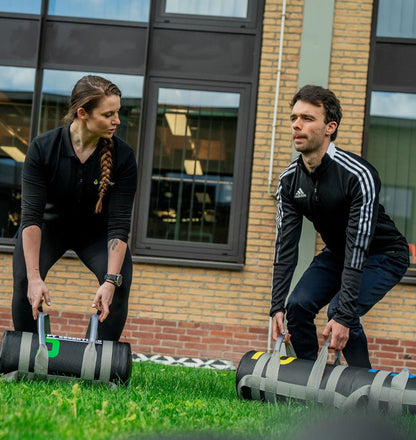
[104,273,123,287]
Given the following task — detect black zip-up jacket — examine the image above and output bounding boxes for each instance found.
[270,143,408,327]
[21,125,137,242]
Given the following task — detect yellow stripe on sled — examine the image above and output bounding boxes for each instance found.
[251,352,265,360]
[279,356,296,365]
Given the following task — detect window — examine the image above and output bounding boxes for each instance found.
[377,0,416,38]
[39,70,143,152]
[164,0,248,18]
[0,1,41,14]
[147,87,239,244]
[367,92,416,270]
[134,81,252,264]
[158,0,259,29]
[48,0,150,22]
[366,0,416,276]
[0,69,142,241]
[0,66,36,240]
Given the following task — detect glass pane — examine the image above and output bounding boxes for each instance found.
[367,91,416,269]
[165,0,248,18]
[48,0,150,22]
[377,0,416,38]
[40,70,143,153]
[0,1,41,14]
[147,87,240,244]
[0,66,36,239]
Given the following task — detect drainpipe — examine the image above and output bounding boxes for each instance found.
[267,0,287,197]
[267,0,287,353]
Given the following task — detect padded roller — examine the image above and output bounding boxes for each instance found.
[236,338,416,414]
[0,313,132,385]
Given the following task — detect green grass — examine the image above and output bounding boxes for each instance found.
[0,361,415,440]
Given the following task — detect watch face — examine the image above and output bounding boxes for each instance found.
[105,273,123,287]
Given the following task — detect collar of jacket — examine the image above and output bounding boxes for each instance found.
[297,142,336,178]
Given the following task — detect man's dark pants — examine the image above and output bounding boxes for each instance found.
[285,249,408,368]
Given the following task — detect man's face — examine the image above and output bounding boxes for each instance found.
[290,100,334,154]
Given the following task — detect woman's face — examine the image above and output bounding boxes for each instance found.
[84,95,121,138]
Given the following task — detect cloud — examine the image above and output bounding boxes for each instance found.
[42,70,143,99]
[370,91,416,120]
[159,88,240,108]
[0,66,36,92]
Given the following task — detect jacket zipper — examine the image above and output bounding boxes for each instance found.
[313,181,319,203]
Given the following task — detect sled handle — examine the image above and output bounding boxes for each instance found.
[37,312,51,346]
[273,333,296,358]
[81,314,99,381]
[273,334,285,354]
[334,350,341,366]
[35,312,50,377]
[265,333,295,382]
[87,313,99,343]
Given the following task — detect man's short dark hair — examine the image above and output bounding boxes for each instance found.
[290,85,343,141]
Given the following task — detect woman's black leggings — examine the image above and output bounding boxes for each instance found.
[12,225,132,341]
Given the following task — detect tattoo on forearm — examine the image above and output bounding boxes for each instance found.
[108,239,119,251]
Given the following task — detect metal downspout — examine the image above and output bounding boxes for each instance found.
[267,0,287,197]
[267,0,287,353]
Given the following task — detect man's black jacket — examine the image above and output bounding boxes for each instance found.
[270,143,408,327]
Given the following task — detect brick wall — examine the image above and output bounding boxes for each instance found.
[1,0,415,373]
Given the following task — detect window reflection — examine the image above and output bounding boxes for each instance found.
[48,0,150,22]
[367,91,416,268]
[0,1,41,14]
[40,70,143,152]
[165,0,248,18]
[147,88,239,244]
[377,0,416,38]
[0,66,35,239]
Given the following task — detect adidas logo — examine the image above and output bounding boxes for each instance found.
[294,188,307,198]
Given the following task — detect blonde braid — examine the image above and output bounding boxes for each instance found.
[94,139,113,214]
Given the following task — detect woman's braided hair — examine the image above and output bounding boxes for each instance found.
[63,75,121,214]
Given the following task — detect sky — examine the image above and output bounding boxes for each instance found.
[0,66,143,99]
[370,91,416,120]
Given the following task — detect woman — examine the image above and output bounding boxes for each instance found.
[12,75,137,340]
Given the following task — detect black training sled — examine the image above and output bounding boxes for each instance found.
[236,335,416,414]
[0,312,132,386]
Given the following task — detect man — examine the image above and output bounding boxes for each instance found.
[270,85,409,368]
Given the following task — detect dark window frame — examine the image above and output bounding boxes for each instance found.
[132,77,253,267]
[156,0,260,30]
[364,0,416,282]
